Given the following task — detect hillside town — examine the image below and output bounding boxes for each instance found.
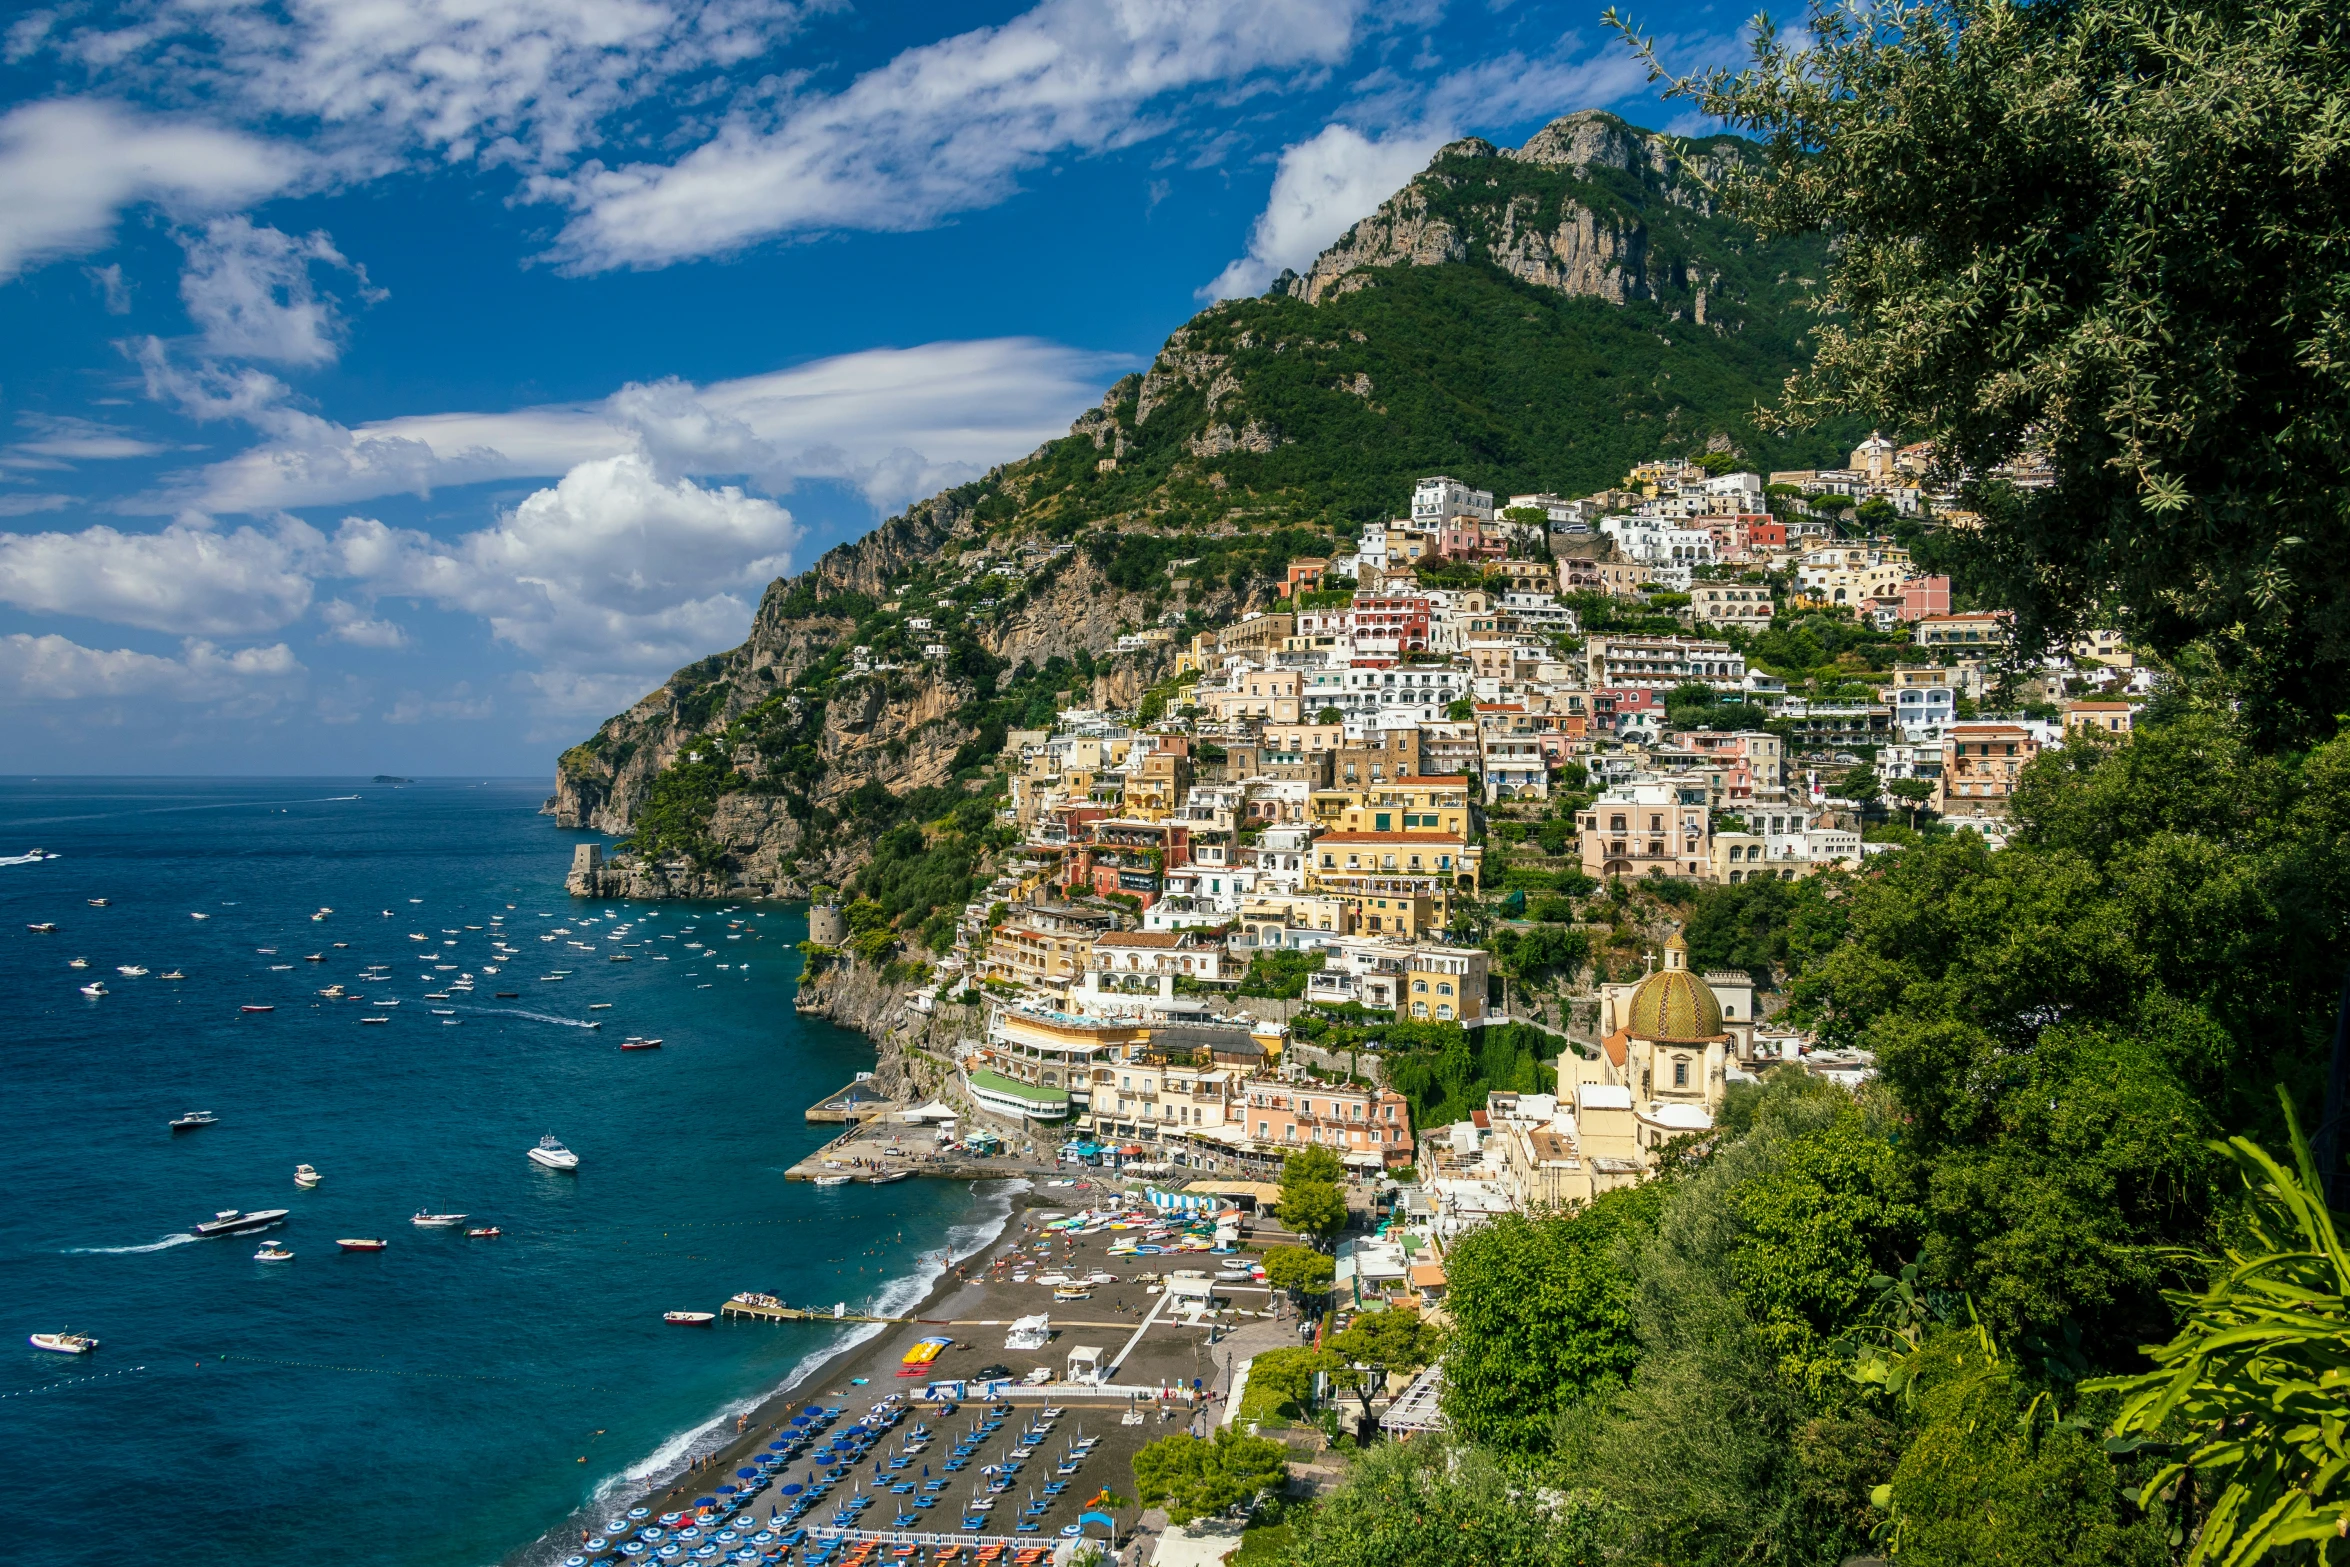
[829,440,2155,1255]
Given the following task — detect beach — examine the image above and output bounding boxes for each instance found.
[525,1178,1291,1565]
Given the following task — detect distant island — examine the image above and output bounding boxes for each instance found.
[371,775,413,785]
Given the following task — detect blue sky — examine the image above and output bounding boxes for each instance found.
[0,0,1747,776]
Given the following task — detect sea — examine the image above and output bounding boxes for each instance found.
[0,777,1014,1567]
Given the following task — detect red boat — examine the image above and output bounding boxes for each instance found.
[620,1037,663,1050]
[336,1238,388,1252]
[240,1005,274,1014]
[466,1227,501,1239]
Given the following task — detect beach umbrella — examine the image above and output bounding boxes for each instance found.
[768,1441,789,1451]
[718,1485,738,1495]
[738,1469,759,1480]
[779,1486,803,1497]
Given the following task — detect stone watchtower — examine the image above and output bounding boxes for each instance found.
[807,904,848,947]
[564,842,603,897]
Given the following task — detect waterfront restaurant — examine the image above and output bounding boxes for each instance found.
[966,1003,1151,1124]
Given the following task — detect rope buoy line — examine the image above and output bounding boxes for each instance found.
[1,1366,148,1398]
[216,1353,615,1392]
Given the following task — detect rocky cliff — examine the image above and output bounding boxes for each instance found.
[1282,112,1766,321]
[549,108,1843,920]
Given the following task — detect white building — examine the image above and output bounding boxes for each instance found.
[1413,476,1495,526]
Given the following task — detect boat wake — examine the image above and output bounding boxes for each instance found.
[66,1232,198,1255]
[0,851,59,868]
[468,1007,601,1030]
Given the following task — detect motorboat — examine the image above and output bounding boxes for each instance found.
[620,1037,663,1050]
[191,912,208,921]
[294,1164,321,1189]
[337,1238,387,1252]
[665,1311,717,1327]
[170,1110,218,1132]
[529,1135,580,1172]
[115,965,147,976]
[589,1003,612,1010]
[813,1174,854,1187]
[254,1240,294,1262]
[466,1226,502,1238]
[361,1016,390,1024]
[865,1170,913,1186]
[193,1208,288,1238]
[79,982,106,997]
[318,985,345,998]
[412,1211,467,1227]
[87,898,109,907]
[68,957,88,969]
[26,922,56,933]
[30,1331,98,1354]
[240,1005,274,1014]
[161,970,186,980]
[495,991,519,999]
[303,953,324,962]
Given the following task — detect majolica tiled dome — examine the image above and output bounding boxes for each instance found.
[1625,932,1725,1042]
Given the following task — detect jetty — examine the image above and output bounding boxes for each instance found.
[718,1294,1137,1330]
[803,1075,892,1123]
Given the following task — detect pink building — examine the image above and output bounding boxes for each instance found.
[1898,574,1952,621]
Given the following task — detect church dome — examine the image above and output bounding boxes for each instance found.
[1625,932,1725,1043]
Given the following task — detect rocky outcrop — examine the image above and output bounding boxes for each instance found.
[1286,110,1750,311]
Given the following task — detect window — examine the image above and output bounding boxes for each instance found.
[1673,1060,1688,1087]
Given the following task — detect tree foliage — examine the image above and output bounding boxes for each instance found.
[1439,1191,1665,1454]
[1632,0,2350,741]
[1277,1147,1350,1247]
[1130,1428,1290,1525]
[1275,1438,1620,1567]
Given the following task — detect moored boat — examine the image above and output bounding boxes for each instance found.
[336,1238,387,1252]
[466,1226,501,1238]
[664,1311,717,1327]
[169,1110,218,1132]
[29,1331,97,1354]
[620,1036,663,1050]
[79,982,106,997]
[293,1164,321,1189]
[528,1135,579,1171]
[812,1174,854,1187]
[240,1004,274,1014]
[254,1240,293,1262]
[116,964,146,976]
[411,1211,467,1227]
[865,1169,913,1185]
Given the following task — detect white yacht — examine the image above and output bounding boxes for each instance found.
[30,1331,98,1355]
[528,1135,579,1172]
[412,1211,467,1227]
[294,1164,321,1189]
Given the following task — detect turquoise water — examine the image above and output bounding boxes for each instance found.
[0,779,1005,1566]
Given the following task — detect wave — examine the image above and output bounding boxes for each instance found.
[66,1232,197,1255]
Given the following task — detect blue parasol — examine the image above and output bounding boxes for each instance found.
[736,1468,758,1480]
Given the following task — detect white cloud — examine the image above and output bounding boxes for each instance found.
[137,337,1131,515]
[1203,122,1443,299]
[319,598,408,648]
[86,262,132,313]
[3,414,174,466]
[535,0,1366,271]
[0,516,320,635]
[177,216,382,367]
[21,0,817,173]
[0,631,301,702]
[384,685,494,724]
[0,494,73,516]
[335,453,798,672]
[0,98,296,281]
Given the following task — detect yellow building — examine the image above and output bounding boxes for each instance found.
[1305,830,1478,937]
[1307,775,1478,836]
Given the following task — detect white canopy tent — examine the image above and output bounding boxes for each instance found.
[899,1101,959,1123]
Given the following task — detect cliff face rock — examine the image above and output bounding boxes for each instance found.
[1286,111,1752,317]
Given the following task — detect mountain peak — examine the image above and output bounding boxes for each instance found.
[1284,110,1751,308]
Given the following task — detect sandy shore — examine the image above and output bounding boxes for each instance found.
[519,1176,1272,1564]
